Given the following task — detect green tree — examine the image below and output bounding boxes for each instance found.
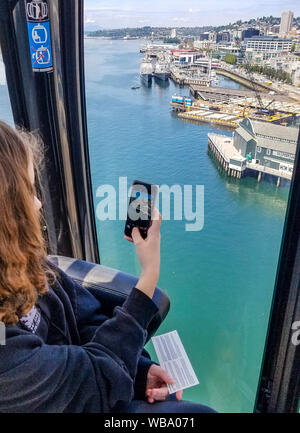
[224,53,237,64]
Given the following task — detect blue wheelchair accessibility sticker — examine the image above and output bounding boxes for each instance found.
[27,21,53,70]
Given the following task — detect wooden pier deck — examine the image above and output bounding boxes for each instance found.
[208,133,246,178]
[190,86,257,102]
[189,85,291,104]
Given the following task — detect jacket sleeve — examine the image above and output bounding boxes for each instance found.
[133,348,160,400]
[0,287,158,413]
[52,264,160,401]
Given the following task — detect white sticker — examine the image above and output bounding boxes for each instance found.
[151,330,199,394]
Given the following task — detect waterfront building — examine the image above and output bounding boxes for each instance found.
[208,119,298,182]
[171,50,203,64]
[233,118,297,176]
[245,36,293,62]
[193,57,220,68]
[217,43,241,56]
[279,11,294,37]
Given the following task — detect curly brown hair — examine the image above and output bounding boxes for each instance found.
[0,121,56,325]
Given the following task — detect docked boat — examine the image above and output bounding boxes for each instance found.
[140,60,153,84]
[153,61,170,81]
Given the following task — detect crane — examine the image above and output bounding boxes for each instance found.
[233,36,274,116]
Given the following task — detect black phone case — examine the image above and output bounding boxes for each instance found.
[124,180,156,239]
[124,222,149,239]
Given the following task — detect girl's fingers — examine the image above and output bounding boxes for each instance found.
[148,386,169,400]
[155,368,174,385]
[176,390,183,400]
[148,209,162,235]
[124,235,133,242]
[131,227,143,244]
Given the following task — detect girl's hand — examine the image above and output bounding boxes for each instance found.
[124,208,161,299]
[145,364,183,403]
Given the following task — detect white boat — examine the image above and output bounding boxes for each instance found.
[153,61,170,81]
[140,60,153,83]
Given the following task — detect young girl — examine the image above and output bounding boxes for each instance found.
[0,120,215,413]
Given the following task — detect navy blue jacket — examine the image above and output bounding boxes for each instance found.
[0,262,159,413]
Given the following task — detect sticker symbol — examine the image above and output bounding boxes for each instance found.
[27,20,53,70]
[26,1,48,21]
[32,45,51,65]
[32,23,48,44]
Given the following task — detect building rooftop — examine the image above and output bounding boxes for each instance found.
[251,119,298,142]
[245,36,292,42]
[238,118,298,154]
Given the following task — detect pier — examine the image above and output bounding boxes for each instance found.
[173,85,299,125]
[208,133,292,185]
[190,85,257,103]
[208,134,247,178]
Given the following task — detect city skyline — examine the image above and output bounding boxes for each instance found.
[84,1,300,30]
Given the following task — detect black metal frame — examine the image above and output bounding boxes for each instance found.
[0,0,100,263]
[255,129,300,412]
[0,0,299,413]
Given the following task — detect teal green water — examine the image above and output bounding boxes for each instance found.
[84,39,289,413]
[0,39,290,413]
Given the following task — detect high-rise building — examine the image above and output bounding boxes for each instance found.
[279,10,294,36]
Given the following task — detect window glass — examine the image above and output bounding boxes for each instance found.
[84,2,300,412]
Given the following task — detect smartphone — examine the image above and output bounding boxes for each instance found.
[124,180,158,240]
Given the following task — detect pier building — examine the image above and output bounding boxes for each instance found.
[208,118,298,184]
